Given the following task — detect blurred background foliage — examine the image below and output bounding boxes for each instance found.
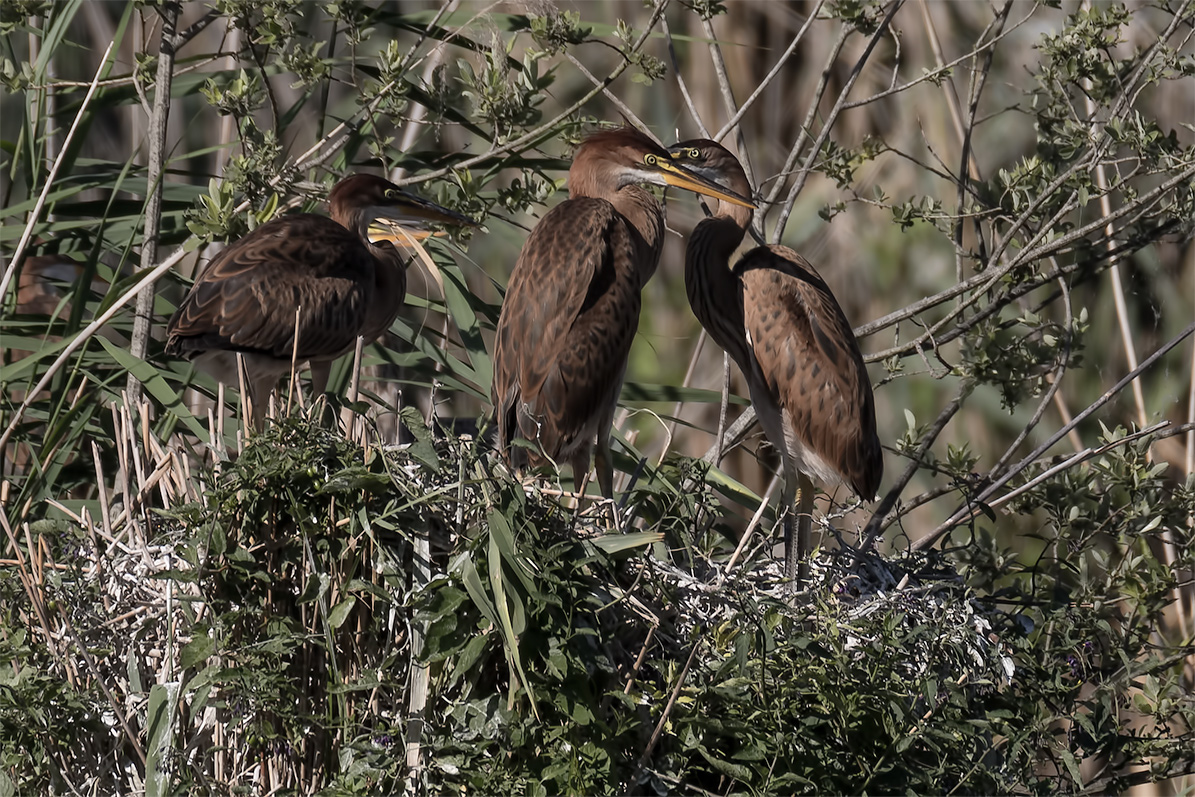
[1,0,1194,794]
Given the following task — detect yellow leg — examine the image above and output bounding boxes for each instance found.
[795,473,814,586]
[783,473,815,584]
[576,443,620,530]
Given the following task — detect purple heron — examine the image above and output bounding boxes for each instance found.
[668,139,882,584]
[165,174,475,426]
[491,127,754,499]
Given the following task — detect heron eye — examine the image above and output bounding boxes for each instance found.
[644,153,658,166]
[688,148,701,159]
[384,188,398,200]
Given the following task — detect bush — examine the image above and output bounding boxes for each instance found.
[2,1,1193,793]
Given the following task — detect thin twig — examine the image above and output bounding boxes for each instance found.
[859,163,1195,361]
[855,382,970,556]
[564,52,652,137]
[983,275,1076,484]
[0,246,189,454]
[761,23,848,217]
[392,0,673,189]
[772,0,906,243]
[699,14,760,237]
[713,0,826,142]
[983,421,1181,514]
[716,473,780,585]
[657,329,708,463]
[1081,0,1148,434]
[625,634,703,794]
[660,14,708,137]
[920,320,1195,548]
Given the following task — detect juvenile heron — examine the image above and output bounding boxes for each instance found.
[669,139,882,584]
[165,174,475,426]
[491,127,754,498]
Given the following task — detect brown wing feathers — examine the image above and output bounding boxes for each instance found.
[492,198,644,463]
[166,215,374,364]
[738,247,882,500]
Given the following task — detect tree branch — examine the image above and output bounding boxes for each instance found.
[127,1,180,401]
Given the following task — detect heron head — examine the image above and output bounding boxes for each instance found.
[666,139,753,201]
[327,174,477,244]
[570,127,755,209]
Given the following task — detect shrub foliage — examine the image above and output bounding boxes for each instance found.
[2,1,1193,794]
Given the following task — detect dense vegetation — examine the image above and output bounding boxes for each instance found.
[2,1,1193,794]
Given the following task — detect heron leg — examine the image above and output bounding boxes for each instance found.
[781,473,797,581]
[594,434,615,501]
[795,473,814,585]
[310,361,330,400]
[593,437,624,530]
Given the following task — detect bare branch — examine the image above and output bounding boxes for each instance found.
[713,0,826,143]
[127,1,180,402]
[921,320,1195,548]
[771,0,906,244]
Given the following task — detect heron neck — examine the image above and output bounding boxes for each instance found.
[613,185,665,284]
[571,180,665,286]
[568,154,666,285]
[685,214,753,371]
[357,237,408,343]
[698,201,750,261]
[331,203,367,238]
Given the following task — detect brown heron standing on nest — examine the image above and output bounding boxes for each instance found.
[491,127,755,499]
[165,174,476,427]
[668,139,882,584]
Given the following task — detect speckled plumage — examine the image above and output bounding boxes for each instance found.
[165,174,468,426]
[492,130,665,497]
[737,248,881,499]
[491,127,755,498]
[671,139,882,582]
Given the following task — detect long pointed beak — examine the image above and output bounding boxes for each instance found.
[370,190,479,239]
[653,160,756,209]
[367,222,443,243]
[365,192,475,297]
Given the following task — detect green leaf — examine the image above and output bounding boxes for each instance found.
[447,631,492,686]
[589,531,664,554]
[327,597,357,630]
[96,337,209,442]
[179,634,215,670]
[318,466,390,494]
[296,573,329,605]
[488,522,537,717]
[697,744,752,781]
[398,405,440,471]
[454,551,499,630]
[145,682,180,797]
[440,264,492,389]
[1059,749,1083,785]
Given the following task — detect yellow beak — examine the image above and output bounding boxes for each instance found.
[366,221,447,295]
[654,160,756,209]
